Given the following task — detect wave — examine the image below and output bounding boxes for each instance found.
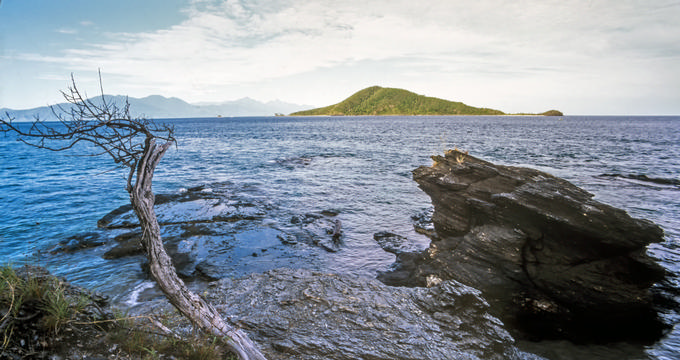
[124,281,156,308]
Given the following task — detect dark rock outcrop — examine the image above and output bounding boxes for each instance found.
[204,268,517,360]
[49,232,106,254]
[379,150,667,342]
[102,231,143,259]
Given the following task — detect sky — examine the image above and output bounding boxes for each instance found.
[1,0,679,115]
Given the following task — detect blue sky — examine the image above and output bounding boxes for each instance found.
[1,0,679,114]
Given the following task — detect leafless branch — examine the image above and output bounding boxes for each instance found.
[0,71,175,191]
[0,73,267,359]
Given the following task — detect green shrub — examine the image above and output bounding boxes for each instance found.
[1,265,237,359]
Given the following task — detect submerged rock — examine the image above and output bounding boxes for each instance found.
[379,150,667,343]
[284,212,343,252]
[373,231,422,255]
[598,173,680,187]
[49,232,106,254]
[90,183,347,280]
[102,231,143,259]
[205,268,517,360]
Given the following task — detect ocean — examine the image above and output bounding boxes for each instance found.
[1,115,678,359]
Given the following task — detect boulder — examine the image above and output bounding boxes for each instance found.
[379,150,667,342]
[205,268,517,360]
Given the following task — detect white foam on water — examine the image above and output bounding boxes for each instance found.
[124,281,156,307]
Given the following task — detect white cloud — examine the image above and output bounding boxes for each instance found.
[10,0,680,113]
[56,28,78,35]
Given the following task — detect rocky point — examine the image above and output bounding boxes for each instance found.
[378,149,667,343]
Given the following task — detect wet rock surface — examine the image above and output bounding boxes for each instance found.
[379,150,668,343]
[68,182,349,280]
[286,212,343,252]
[49,232,107,254]
[205,268,517,360]
[411,208,437,237]
[373,231,422,255]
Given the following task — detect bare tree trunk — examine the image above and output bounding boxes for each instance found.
[1,73,267,359]
[130,138,267,360]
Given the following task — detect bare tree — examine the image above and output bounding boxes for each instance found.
[0,73,267,360]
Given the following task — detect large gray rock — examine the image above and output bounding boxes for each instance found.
[379,150,667,342]
[205,268,517,360]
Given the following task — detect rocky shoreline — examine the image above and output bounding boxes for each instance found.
[38,150,672,358]
[205,268,516,360]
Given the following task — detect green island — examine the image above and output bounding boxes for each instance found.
[290,86,562,116]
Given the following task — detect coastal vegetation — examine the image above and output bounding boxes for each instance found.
[540,109,564,116]
[0,74,266,359]
[512,109,564,116]
[291,86,562,116]
[0,265,235,359]
[291,86,504,116]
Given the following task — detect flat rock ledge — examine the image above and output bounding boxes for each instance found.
[379,150,668,343]
[205,268,518,360]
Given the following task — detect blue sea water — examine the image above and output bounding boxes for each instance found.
[1,115,679,359]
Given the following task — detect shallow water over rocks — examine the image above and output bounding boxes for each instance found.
[2,116,680,359]
[76,182,354,280]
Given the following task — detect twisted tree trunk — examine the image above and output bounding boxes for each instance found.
[130,138,266,360]
[1,73,267,359]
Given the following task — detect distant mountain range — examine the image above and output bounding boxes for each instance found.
[291,86,562,116]
[1,95,311,121]
[2,87,563,121]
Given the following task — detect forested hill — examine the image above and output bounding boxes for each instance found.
[290,86,505,116]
